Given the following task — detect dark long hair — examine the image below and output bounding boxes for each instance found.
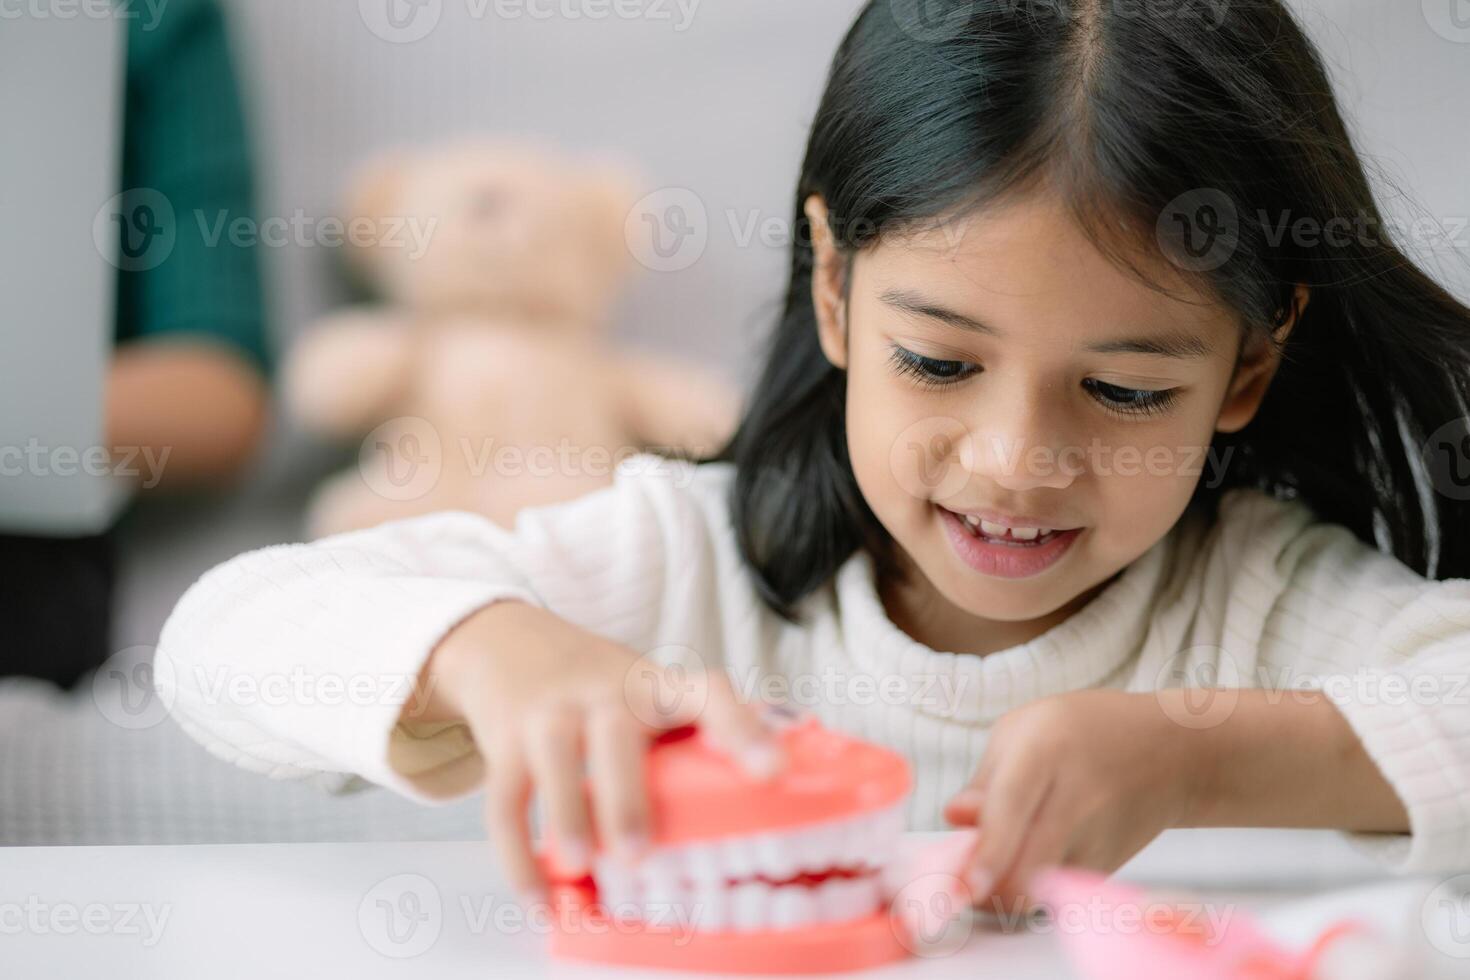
[696,0,1470,622]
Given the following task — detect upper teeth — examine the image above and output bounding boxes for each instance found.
[964,515,1047,540]
[590,803,905,932]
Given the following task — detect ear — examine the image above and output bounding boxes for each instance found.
[341,151,413,282]
[804,194,848,370]
[1216,284,1310,434]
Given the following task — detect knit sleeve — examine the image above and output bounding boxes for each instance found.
[1238,492,1470,873]
[154,454,719,802]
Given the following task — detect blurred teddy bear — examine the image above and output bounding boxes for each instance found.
[282,138,741,538]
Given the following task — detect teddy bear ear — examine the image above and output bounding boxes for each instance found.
[338,151,414,285]
[343,151,413,226]
[580,150,645,264]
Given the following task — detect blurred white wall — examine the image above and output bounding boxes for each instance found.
[222,0,866,385]
[220,0,1469,389]
[1291,0,1470,300]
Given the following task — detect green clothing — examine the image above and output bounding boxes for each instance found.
[113,0,270,376]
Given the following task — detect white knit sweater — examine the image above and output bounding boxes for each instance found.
[156,453,1470,873]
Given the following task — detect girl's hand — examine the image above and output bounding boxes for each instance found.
[943,690,1210,911]
[411,600,782,900]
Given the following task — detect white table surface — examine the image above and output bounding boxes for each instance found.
[4,829,1468,978]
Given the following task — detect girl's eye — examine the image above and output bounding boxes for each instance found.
[1084,378,1180,417]
[887,345,979,388]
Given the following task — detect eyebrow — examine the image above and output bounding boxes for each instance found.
[879,288,1213,359]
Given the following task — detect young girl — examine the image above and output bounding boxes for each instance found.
[159,0,1470,909]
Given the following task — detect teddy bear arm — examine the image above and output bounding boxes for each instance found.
[616,353,743,458]
[283,311,415,438]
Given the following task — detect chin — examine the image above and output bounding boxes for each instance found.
[945,578,1080,623]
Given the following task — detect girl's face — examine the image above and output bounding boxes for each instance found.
[807,187,1303,652]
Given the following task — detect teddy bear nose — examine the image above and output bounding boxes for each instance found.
[472,190,507,219]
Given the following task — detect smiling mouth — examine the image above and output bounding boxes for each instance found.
[940,507,1078,546]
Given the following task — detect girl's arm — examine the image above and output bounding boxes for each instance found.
[154,453,722,800]
[1248,506,1470,872]
[948,491,1470,904]
[1173,688,1410,831]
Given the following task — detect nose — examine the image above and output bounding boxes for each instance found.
[960,384,1080,493]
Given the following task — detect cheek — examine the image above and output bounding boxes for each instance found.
[1084,417,1217,554]
[842,354,933,521]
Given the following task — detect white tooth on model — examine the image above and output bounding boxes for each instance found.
[640,865,687,926]
[853,807,899,869]
[860,810,893,867]
[838,811,870,869]
[590,805,907,933]
[978,518,1006,537]
[640,847,682,881]
[840,811,873,869]
[690,884,729,932]
[790,823,822,874]
[1009,526,1039,540]
[683,840,724,883]
[594,857,638,916]
[771,884,817,929]
[722,835,758,879]
[730,882,770,932]
[796,821,840,874]
[820,877,881,924]
[867,806,904,867]
[755,831,800,880]
[880,803,907,838]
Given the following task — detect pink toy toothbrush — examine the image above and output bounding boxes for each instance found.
[1031,866,1406,980]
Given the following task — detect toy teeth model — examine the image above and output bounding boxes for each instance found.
[539,716,946,974]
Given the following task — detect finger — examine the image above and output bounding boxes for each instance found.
[696,671,783,779]
[1063,824,1159,879]
[585,698,653,862]
[456,689,545,900]
[481,728,542,900]
[523,701,593,877]
[943,785,985,826]
[988,794,1076,912]
[967,763,1053,902]
[945,743,1002,824]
